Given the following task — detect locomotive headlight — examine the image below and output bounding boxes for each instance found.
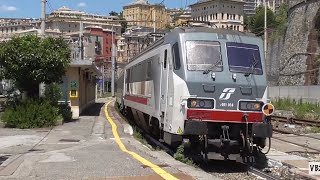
[239,101,263,111]
[191,100,197,107]
[254,103,261,110]
[187,98,214,109]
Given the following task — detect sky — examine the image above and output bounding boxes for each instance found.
[0,0,198,18]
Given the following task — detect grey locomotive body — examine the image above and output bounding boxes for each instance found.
[116,27,273,160]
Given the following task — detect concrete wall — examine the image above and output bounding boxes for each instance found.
[268,86,320,103]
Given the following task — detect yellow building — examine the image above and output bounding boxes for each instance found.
[190,0,245,32]
[174,12,192,26]
[123,0,170,29]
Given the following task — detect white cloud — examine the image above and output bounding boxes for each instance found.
[0,5,17,11]
[77,2,86,7]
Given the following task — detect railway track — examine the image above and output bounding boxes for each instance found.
[134,124,280,180]
[271,115,320,152]
[271,115,320,127]
[273,128,320,141]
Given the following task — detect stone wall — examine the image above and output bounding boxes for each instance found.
[266,0,320,85]
[266,36,283,86]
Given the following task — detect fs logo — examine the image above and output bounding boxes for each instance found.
[219,88,236,100]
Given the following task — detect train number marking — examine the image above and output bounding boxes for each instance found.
[220,103,234,107]
[219,88,236,100]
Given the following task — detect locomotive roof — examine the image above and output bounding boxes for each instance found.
[126,27,258,66]
[169,27,257,37]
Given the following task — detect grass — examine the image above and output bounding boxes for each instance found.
[133,128,148,146]
[173,145,194,166]
[113,102,128,123]
[273,98,320,120]
[308,127,320,133]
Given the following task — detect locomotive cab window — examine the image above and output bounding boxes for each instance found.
[186,41,222,71]
[226,42,263,75]
[172,43,181,70]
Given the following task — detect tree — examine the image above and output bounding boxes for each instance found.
[119,11,128,33]
[0,35,71,98]
[109,11,119,16]
[246,6,276,36]
[109,11,127,33]
[275,3,289,35]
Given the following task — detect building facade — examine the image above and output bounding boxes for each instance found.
[46,6,122,36]
[123,0,170,29]
[0,18,40,41]
[244,0,287,16]
[190,0,245,31]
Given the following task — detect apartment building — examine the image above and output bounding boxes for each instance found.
[244,0,287,16]
[0,18,40,41]
[190,0,245,31]
[123,0,170,29]
[122,26,162,61]
[46,6,122,36]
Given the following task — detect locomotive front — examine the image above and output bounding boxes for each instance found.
[175,29,273,161]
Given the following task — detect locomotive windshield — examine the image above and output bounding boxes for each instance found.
[226,42,263,75]
[186,41,222,71]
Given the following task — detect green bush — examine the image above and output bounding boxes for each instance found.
[2,99,59,129]
[45,83,62,106]
[58,103,72,122]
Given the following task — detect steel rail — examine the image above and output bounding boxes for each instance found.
[272,116,320,127]
[272,136,320,153]
[248,166,280,180]
[273,128,320,141]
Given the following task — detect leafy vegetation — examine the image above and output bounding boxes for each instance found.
[45,83,62,106]
[109,11,127,34]
[0,35,71,98]
[133,129,148,146]
[245,3,288,37]
[0,35,73,128]
[308,127,320,133]
[173,145,194,165]
[245,6,276,36]
[2,99,59,129]
[273,98,320,119]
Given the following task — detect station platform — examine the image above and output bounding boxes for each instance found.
[0,98,218,180]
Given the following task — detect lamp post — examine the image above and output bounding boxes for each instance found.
[264,0,267,59]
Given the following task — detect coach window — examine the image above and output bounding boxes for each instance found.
[164,50,167,68]
[147,60,152,79]
[172,43,181,70]
[126,69,131,94]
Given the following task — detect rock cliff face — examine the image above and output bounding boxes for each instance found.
[266,0,320,86]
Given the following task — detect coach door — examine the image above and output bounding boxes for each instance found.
[160,45,171,122]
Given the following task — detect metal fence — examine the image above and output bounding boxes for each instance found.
[268,86,320,103]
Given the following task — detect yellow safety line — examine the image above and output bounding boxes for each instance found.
[104,101,179,180]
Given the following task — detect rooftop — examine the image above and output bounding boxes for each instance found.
[190,0,245,7]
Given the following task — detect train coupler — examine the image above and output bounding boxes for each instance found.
[221,125,230,143]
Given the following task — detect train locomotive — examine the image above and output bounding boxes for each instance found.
[116,26,273,161]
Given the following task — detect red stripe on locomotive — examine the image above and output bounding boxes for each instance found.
[124,95,148,105]
[187,109,263,123]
